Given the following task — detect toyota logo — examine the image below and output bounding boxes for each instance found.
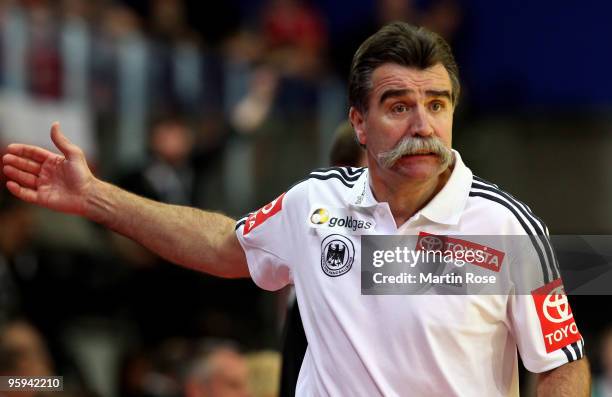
[420,235,443,251]
[543,286,573,323]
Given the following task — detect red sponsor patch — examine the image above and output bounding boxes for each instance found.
[243,192,286,235]
[416,232,505,272]
[531,278,581,353]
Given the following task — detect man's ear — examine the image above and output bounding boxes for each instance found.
[349,107,367,147]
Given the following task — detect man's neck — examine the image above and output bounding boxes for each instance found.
[369,166,453,227]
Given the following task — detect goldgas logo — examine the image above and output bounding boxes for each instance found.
[310,208,330,224]
[309,207,374,234]
[531,278,581,353]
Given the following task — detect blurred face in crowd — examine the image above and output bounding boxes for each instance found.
[151,122,194,166]
[0,321,53,377]
[602,330,612,378]
[0,205,34,256]
[187,349,251,397]
[350,63,454,184]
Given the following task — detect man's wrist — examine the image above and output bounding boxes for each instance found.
[82,178,114,226]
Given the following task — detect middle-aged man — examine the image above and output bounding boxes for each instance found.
[2,22,590,396]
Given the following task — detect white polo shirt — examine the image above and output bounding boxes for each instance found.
[235,151,584,397]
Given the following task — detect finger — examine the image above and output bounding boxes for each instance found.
[2,153,42,174]
[3,165,38,189]
[6,181,38,203]
[50,122,82,160]
[6,143,57,163]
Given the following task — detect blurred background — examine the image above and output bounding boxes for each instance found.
[0,0,610,396]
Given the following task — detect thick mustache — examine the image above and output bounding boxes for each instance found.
[378,136,452,169]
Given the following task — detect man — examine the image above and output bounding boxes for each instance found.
[183,341,252,397]
[2,22,589,396]
[120,115,197,206]
[0,319,54,397]
[328,120,368,168]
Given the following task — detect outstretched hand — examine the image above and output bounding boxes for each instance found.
[2,123,96,215]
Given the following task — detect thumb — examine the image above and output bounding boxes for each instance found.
[50,122,81,160]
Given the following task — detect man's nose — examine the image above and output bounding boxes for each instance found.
[408,105,434,137]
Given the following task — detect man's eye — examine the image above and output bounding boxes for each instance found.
[430,101,444,112]
[391,104,407,113]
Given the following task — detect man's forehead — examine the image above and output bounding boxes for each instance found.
[370,63,452,98]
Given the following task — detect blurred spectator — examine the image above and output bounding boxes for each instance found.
[60,0,93,104]
[0,319,53,377]
[230,66,279,135]
[329,0,416,80]
[0,319,54,397]
[113,115,202,342]
[260,0,327,79]
[593,327,612,397]
[0,318,100,397]
[120,115,197,206]
[113,115,263,348]
[149,0,188,42]
[119,338,192,397]
[245,351,280,397]
[0,191,35,324]
[25,0,63,99]
[114,113,202,259]
[329,120,367,167]
[183,340,252,397]
[419,0,462,43]
[2,2,28,93]
[329,0,461,80]
[88,3,150,174]
[147,0,207,115]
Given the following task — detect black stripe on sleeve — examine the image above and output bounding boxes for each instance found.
[570,342,582,361]
[472,182,545,234]
[312,166,365,178]
[472,180,560,280]
[310,167,363,183]
[235,218,247,230]
[561,346,575,362]
[309,174,358,188]
[473,175,499,188]
[289,166,365,192]
[468,191,552,284]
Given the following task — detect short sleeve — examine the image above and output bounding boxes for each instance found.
[507,233,585,372]
[235,185,305,291]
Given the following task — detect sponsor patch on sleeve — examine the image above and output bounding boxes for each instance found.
[243,192,286,235]
[415,232,505,272]
[531,278,581,353]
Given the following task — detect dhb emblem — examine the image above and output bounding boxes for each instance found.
[321,234,354,277]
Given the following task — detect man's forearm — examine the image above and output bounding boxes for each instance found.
[84,179,248,278]
[536,358,590,397]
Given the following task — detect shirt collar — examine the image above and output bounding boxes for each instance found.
[418,150,473,225]
[346,169,378,208]
[346,150,473,225]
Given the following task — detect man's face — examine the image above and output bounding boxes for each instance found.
[202,350,251,397]
[151,122,193,166]
[350,63,454,182]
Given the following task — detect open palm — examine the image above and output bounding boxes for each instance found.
[2,123,95,215]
